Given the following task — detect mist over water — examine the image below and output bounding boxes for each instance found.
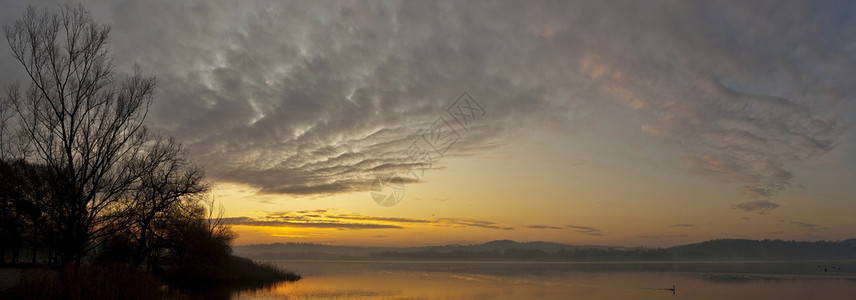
[228,260,856,299]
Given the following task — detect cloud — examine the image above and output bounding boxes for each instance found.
[733,200,780,214]
[669,224,696,228]
[223,216,403,230]
[96,0,558,196]
[527,225,565,230]
[324,214,433,224]
[790,221,824,232]
[438,218,516,231]
[1,1,853,204]
[225,210,516,231]
[565,225,605,236]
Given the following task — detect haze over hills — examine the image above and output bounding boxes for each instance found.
[234,239,856,261]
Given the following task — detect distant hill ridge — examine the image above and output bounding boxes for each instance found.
[234,238,856,261]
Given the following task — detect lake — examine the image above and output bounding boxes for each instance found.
[227,260,856,299]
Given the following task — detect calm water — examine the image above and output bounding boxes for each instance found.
[228,260,856,299]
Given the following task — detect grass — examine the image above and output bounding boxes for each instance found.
[222,256,301,282]
[1,264,164,300]
[163,255,301,286]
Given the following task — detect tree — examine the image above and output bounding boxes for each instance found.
[2,4,230,273]
[0,160,25,263]
[157,197,236,282]
[0,159,54,264]
[126,136,208,268]
[4,4,155,265]
[0,92,14,160]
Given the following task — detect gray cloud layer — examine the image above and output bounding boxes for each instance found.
[2,1,854,209]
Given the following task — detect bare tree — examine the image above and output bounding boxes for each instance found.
[4,4,155,265]
[127,136,209,267]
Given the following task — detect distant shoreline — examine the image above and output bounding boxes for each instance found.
[235,238,856,262]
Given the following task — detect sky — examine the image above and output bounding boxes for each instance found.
[1,0,856,247]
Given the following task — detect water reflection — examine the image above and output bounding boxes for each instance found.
[176,280,285,300]
[228,261,856,300]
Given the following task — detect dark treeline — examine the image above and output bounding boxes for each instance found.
[236,239,856,262]
[369,239,856,261]
[668,239,856,260]
[0,5,297,299]
[0,155,234,273]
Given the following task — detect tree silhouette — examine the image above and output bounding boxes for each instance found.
[126,135,208,268]
[3,4,156,265]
